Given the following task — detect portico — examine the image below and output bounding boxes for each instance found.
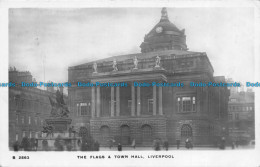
[90,68,166,118]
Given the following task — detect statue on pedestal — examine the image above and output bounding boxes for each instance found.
[49,90,69,118]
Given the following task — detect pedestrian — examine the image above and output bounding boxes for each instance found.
[108,139,113,149]
[219,137,226,150]
[155,140,160,151]
[13,141,20,151]
[176,139,180,149]
[42,139,49,151]
[163,140,169,151]
[235,140,239,148]
[185,138,190,149]
[34,139,38,151]
[94,141,100,151]
[131,139,136,149]
[117,143,122,151]
[231,141,235,149]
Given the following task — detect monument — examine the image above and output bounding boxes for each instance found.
[38,89,78,151]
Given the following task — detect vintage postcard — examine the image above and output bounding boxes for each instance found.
[0,0,260,166]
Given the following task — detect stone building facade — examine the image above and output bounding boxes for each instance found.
[68,8,229,146]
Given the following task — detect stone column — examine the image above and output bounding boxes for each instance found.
[153,85,157,115]
[116,86,120,116]
[96,86,100,117]
[111,86,115,117]
[91,86,96,118]
[131,83,135,116]
[159,86,163,115]
[137,86,141,116]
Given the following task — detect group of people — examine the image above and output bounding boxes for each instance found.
[153,139,169,151]
[78,139,100,151]
[12,137,38,151]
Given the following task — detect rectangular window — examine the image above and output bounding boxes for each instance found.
[15,133,18,141]
[177,96,196,113]
[128,100,132,113]
[21,116,24,124]
[22,131,26,137]
[228,114,233,120]
[148,99,153,113]
[80,103,88,115]
[77,102,91,116]
[28,116,31,124]
[35,117,37,125]
[16,115,19,124]
[76,103,80,116]
[235,113,239,120]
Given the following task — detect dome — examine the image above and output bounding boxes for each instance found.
[140,8,188,53]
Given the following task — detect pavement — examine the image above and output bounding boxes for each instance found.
[99,145,254,151]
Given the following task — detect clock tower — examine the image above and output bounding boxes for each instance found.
[140,8,188,53]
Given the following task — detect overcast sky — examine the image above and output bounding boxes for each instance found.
[9,8,255,85]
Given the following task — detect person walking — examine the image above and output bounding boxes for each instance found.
[13,141,20,151]
[131,139,136,149]
[163,140,169,151]
[176,139,180,149]
[117,143,122,151]
[185,138,190,149]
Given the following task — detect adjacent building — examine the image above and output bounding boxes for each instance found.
[228,87,255,145]
[8,68,67,147]
[68,8,230,146]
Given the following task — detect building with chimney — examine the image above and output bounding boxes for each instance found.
[68,8,229,147]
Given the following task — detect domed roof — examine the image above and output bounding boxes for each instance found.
[140,8,188,53]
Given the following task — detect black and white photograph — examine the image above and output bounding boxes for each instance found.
[0,1,260,167]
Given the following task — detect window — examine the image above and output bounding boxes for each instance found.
[228,114,233,120]
[235,113,239,120]
[250,107,253,111]
[35,117,37,125]
[15,133,18,141]
[28,116,31,124]
[181,124,192,137]
[29,131,32,138]
[128,100,132,113]
[22,131,26,137]
[148,99,153,113]
[21,116,24,124]
[177,96,196,112]
[230,98,237,102]
[16,115,19,124]
[77,102,91,116]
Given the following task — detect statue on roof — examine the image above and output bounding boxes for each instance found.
[93,62,97,73]
[113,59,118,71]
[160,7,169,21]
[133,56,138,69]
[155,55,161,68]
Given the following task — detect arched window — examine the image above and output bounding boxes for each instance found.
[120,125,130,145]
[100,126,110,144]
[181,124,192,137]
[79,127,88,138]
[141,124,152,145]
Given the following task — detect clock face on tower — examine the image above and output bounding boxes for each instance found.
[156,26,163,33]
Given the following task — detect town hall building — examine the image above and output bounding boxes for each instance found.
[68,8,230,146]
